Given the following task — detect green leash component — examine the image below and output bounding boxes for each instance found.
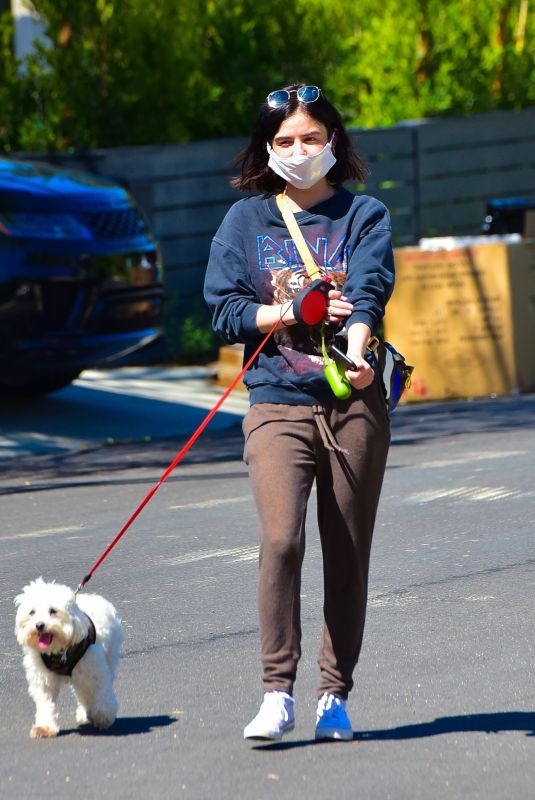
[321,325,352,400]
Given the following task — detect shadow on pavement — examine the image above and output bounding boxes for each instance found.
[251,710,535,751]
[389,393,535,445]
[0,427,246,492]
[354,711,535,742]
[60,714,177,737]
[1,393,534,491]
[357,710,535,740]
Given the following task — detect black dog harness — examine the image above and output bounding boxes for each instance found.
[41,616,97,676]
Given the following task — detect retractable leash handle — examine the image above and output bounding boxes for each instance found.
[292,278,332,325]
[76,318,281,593]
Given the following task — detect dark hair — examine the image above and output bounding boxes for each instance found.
[231,83,369,193]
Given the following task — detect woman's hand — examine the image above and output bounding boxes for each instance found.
[325,290,353,326]
[345,320,375,389]
[323,295,375,388]
[345,356,375,389]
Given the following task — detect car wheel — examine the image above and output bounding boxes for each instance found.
[0,371,81,398]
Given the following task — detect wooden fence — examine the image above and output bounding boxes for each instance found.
[26,107,535,351]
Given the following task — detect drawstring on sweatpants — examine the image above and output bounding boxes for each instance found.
[312,405,349,455]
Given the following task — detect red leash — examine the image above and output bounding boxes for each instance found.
[76,321,279,593]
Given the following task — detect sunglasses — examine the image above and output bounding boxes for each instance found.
[266,85,321,108]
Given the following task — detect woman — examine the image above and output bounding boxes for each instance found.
[204,84,394,741]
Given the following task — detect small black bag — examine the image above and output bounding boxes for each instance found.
[367,336,414,415]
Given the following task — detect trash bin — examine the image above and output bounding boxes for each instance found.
[481,197,535,236]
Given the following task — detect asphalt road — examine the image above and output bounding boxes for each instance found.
[0,372,534,799]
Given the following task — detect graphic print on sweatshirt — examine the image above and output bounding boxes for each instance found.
[256,232,351,273]
[255,230,350,376]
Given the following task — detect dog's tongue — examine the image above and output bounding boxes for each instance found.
[38,633,53,650]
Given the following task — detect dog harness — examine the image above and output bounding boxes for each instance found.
[41,615,97,677]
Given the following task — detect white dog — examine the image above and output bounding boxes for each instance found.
[14,577,123,738]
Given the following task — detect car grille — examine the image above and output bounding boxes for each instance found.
[89,288,162,333]
[14,281,161,335]
[79,207,148,240]
[38,281,87,330]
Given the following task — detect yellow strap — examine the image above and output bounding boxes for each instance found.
[277,195,383,360]
[275,193,324,282]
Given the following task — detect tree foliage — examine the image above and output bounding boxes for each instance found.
[0,0,533,151]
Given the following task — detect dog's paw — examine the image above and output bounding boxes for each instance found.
[89,710,115,730]
[75,706,89,724]
[30,725,58,738]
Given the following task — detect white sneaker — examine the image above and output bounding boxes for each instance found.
[243,691,295,740]
[315,692,353,741]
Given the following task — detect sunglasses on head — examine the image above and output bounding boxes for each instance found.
[267,85,321,108]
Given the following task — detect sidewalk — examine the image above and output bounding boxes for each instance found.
[0,366,249,460]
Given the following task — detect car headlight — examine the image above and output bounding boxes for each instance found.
[0,212,92,239]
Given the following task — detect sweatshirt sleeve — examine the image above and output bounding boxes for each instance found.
[343,201,395,332]
[203,209,263,344]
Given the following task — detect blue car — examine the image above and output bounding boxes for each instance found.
[0,157,163,396]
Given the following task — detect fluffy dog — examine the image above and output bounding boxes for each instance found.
[14,577,123,738]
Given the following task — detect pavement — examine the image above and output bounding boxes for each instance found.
[0,366,249,460]
[2,366,535,468]
[1,368,534,799]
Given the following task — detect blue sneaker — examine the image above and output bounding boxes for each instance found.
[315,692,353,741]
[244,691,295,740]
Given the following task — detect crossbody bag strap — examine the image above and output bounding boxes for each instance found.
[276,194,378,356]
[275,193,324,282]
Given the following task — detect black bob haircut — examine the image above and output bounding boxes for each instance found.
[231,83,369,194]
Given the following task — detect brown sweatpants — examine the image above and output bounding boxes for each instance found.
[243,382,390,699]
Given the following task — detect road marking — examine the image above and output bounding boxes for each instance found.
[159,545,259,566]
[0,525,84,541]
[369,592,496,608]
[368,591,421,607]
[417,450,526,468]
[404,486,529,504]
[168,496,250,510]
[464,595,496,602]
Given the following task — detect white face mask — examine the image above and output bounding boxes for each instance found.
[266,136,336,190]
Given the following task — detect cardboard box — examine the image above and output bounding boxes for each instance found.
[383,241,535,402]
[213,343,247,391]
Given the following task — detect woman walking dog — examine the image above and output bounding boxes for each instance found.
[204,84,394,741]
